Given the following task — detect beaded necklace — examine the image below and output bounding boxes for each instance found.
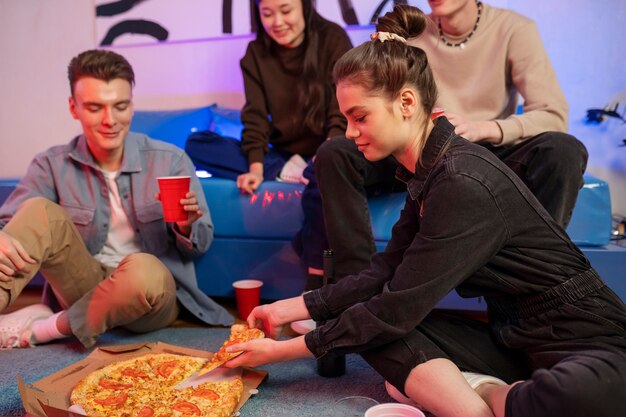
[438,1,483,49]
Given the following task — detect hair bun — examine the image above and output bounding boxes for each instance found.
[376,4,428,39]
[370,31,407,44]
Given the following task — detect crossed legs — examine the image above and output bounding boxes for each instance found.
[361,308,626,417]
[0,197,179,348]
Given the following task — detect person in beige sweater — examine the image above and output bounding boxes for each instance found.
[416,0,568,145]
[314,0,588,279]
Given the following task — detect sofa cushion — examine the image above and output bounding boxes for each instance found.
[130,106,215,150]
[200,177,406,242]
[206,105,244,140]
[130,104,244,150]
[201,178,303,239]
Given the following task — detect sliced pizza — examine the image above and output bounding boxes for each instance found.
[70,333,259,417]
[70,353,216,417]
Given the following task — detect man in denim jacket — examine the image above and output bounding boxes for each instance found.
[0,50,233,349]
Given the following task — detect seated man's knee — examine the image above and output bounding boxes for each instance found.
[556,133,587,165]
[17,198,78,230]
[537,133,588,172]
[114,253,173,301]
[18,197,62,215]
[11,198,73,232]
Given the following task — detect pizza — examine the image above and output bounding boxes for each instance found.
[198,324,265,376]
[70,353,243,417]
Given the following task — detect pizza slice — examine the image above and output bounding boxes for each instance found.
[198,324,265,375]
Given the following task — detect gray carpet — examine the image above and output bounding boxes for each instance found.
[0,328,392,417]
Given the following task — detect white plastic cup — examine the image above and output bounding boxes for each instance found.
[334,396,379,416]
[364,403,426,417]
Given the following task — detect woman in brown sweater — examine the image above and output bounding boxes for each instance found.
[185,0,353,292]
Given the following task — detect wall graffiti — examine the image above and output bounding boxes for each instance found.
[95,0,417,46]
[97,0,169,45]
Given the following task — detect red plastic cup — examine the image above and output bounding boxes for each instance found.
[431,107,445,120]
[232,279,263,320]
[157,176,190,222]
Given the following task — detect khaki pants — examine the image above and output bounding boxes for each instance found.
[0,198,179,347]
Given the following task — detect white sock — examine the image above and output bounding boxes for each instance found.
[30,311,67,344]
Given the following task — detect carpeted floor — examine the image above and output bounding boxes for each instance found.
[0,327,393,417]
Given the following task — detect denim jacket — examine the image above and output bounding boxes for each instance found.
[0,132,233,326]
[304,117,595,357]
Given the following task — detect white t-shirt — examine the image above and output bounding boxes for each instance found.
[94,170,142,268]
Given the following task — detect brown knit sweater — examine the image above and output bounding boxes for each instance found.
[410,3,568,145]
[239,20,352,164]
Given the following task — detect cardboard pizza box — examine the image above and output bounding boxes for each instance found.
[18,342,268,417]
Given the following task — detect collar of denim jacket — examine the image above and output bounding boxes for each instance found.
[395,116,456,201]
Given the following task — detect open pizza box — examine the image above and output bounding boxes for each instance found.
[18,342,268,417]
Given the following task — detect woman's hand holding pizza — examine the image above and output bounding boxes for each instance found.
[224,295,315,368]
[224,337,313,368]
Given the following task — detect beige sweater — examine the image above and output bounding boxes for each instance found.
[409,3,568,145]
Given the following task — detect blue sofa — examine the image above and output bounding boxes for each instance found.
[2,105,623,311]
[2,173,620,310]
